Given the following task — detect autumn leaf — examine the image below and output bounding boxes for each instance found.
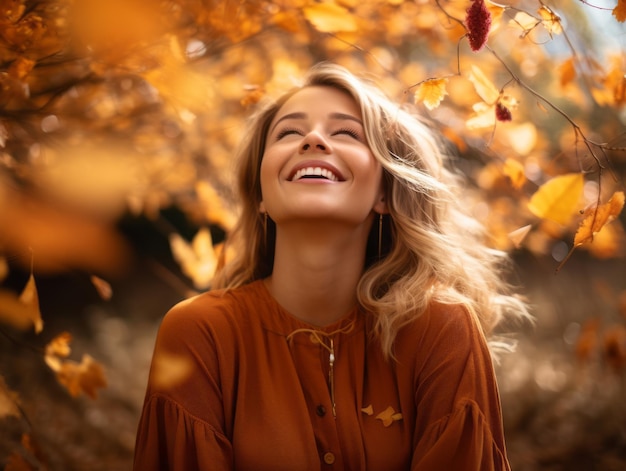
[613,0,626,22]
[90,275,112,300]
[19,273,43,334]
[538,5,562,35]
[414,78,448,110]
[503,158,526,189]
[495,102,512,122]
[303,2,358,33]
[508,224,532,249]
[44,333,107,398]
[574,191,625,247]
[558,58,576,88]
[170,228,218,289]
[0,375,21,419]
[375,406,403,427]
[468,65,499,104]
[527,173,584,225]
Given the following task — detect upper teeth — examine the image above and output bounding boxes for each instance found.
[292,167,338,181]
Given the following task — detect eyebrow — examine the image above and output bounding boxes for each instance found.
[269,111,363,134]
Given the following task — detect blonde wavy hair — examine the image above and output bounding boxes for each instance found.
[212,62,529,357]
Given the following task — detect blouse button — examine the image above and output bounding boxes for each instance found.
[316,405,326,417]
[323,452,335,465]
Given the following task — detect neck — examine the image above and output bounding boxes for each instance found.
[264,220,371,326]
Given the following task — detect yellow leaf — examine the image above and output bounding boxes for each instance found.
[468,65,500,105]
[44,332,73,371]
[19,274,43,334]
[613,0,626,22]
[538,5,562,34]
[466,102,495,129]
[574,191,625,247]
[502,158,526,189]
[527,173,584,225]
[170,228,218,289]
[414,78,449,110]
[303,2,358,33]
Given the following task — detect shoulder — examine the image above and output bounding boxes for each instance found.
[158,281,264,342]
[394,302,490,365]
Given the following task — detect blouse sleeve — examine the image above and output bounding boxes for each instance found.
[406,305,511,471]
[134,394,233,471]
[133,296,235,471]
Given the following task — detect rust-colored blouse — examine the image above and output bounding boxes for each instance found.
[134,280,511,471]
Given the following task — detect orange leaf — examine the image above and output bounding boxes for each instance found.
[0,375,21,419]
[613,0,626,22]
[19,273,43,334]
[170,228,218,289]
[90,275,112,300]
[415,78,448,110]
[558,58,576,88]
[55,354,107,399]
[303,2,358,33]
[151,351,194,389]
[527,173,584,225]
[574,191,625,247]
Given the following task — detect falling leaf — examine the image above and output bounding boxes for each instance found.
[574,191,625,247]
[375,405,403,427]
[44,332,107,399]
[502,159,526,189]
[90,275,112,300]
[170,228,218,289]
[303,2,358,33]
[613,0,626,22]
[414,78,449,110]
[361,404,374,415]
[19,273,43,334]
[468,65,499,104]
[508,224,532,249]
[466,0,492,52]
[558,58,576,87]
[527,173,584,225]
[466,102,496,129]
[55,354,107,399]
[0,375,21,419]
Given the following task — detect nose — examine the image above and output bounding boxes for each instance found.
[299,131,330,154]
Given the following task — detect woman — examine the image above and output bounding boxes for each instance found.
[134,63,529,470]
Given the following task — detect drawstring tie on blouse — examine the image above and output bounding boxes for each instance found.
[286,320,356,418]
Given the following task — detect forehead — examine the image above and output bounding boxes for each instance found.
[272,85,361,121]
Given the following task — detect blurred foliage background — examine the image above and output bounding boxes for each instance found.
[0,0,625,469]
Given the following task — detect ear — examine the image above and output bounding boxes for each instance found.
[259,201,266,214]
[373,194,389,215]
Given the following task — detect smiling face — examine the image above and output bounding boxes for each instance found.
[259,86,387,228]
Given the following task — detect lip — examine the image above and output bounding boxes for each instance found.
[287,160,345,182]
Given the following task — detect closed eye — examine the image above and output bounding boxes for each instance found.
[332,127,362,140]
[276,127,304,140]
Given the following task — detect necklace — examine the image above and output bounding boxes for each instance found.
[286,320,356,418]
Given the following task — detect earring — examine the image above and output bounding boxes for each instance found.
[378,213,383,259]
[263,212,268,248]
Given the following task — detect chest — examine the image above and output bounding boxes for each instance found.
[227,328,416,471]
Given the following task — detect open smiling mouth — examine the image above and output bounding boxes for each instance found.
[291,167,340,182]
